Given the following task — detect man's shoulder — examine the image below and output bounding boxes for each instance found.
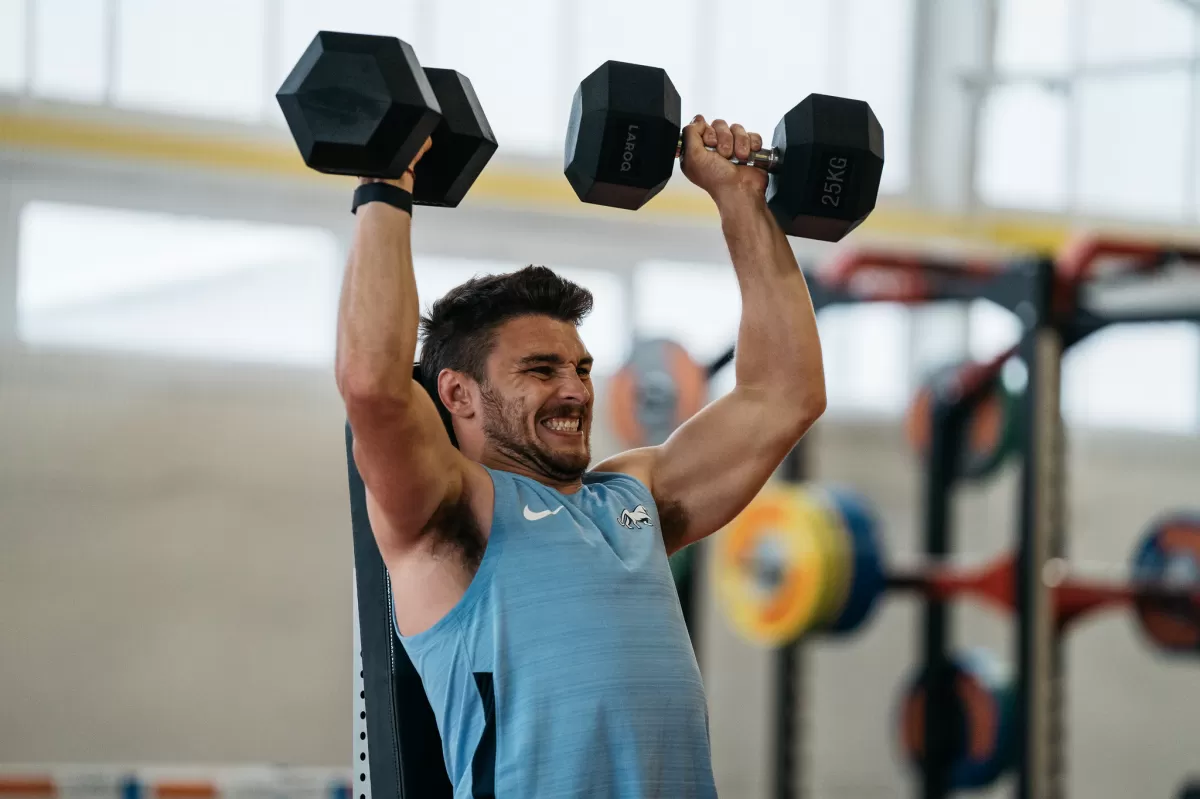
[583,468,647,491]
[590,448,657,492]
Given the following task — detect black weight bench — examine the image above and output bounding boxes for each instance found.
[347,421,452,799]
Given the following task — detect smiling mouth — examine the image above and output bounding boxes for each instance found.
[541,417,582,434]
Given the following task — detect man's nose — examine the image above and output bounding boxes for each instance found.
[558,372,591,405]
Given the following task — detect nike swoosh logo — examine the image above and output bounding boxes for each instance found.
[523,505,564,521]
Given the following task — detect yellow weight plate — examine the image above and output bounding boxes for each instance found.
[791,486,840,630]
[714,486,827,647]
[811,487,854,629]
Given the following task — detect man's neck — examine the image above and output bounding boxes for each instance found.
[477,449,584,495]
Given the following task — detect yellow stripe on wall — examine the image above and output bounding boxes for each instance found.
[1,108,1077,253]
[2,111,310,176]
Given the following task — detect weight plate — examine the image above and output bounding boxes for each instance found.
[904,360,1019,482]
[1131,513,1200,654]
[607,338,708,448]
[825,485,886,636]
[896,649,1015,791]
[714,485,828,647]
[808,486,853,630]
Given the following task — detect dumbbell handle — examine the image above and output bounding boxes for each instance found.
[674,138,784,172]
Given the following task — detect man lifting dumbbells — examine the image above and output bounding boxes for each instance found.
[280,32,883,797]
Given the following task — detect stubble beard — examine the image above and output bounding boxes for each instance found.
[479,383,589,483]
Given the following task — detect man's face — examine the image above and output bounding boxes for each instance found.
[478,315,593,482]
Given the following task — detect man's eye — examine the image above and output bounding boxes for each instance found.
[530,367,554,376]
[578,369,591,378]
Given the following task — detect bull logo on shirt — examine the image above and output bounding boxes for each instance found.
[619,505,654,529]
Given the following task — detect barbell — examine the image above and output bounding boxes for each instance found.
[713,483,1200,653]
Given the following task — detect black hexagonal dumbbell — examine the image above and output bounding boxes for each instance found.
[277,31,498,208]
[564,60,884,242]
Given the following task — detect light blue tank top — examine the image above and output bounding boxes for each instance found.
[397,466,716,798]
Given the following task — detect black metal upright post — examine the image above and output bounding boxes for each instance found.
[918,388,971,799]
[1014,258,1065,799]
[773,444,808,799]
[346,423,452,799]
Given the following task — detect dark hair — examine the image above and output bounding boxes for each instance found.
[417,265,594,445]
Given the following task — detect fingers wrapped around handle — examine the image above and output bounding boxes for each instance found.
[681,114,715,161]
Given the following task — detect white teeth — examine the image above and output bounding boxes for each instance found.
[543,418,580,432]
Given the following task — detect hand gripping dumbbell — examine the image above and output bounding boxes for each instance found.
[564,60,884,242]
[277,31,498,207]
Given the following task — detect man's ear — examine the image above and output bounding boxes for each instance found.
[437,369,477,419]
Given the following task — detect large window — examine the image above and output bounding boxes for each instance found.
[840,0,916,193]
[18,204,626,371]
[277,0,560,152]
[18,202,342,365]
[1079,0,1195,65]
[0,0,28,91]
[710,0,915,194]
[3,0,916,188]
[1075,72,1191,219]
[977,85,1069,211]
[30,0,108,103]
[115,0,269,122]
[981,0,1200,220]
[994,0,1070,72]
[426,0,559,153]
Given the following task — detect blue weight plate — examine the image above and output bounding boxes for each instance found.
[1130,512,1200,655]
[895,649,1014,791]
[953,649,1016,790]
[824,485,886,636]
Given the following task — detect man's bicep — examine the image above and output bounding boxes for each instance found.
[651,386,811,551]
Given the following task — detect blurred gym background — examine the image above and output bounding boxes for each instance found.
[2,1,1199,798]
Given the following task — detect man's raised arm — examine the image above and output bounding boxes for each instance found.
[334,152,470,554]
[335,182,421,399]
[599,117,826,552]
